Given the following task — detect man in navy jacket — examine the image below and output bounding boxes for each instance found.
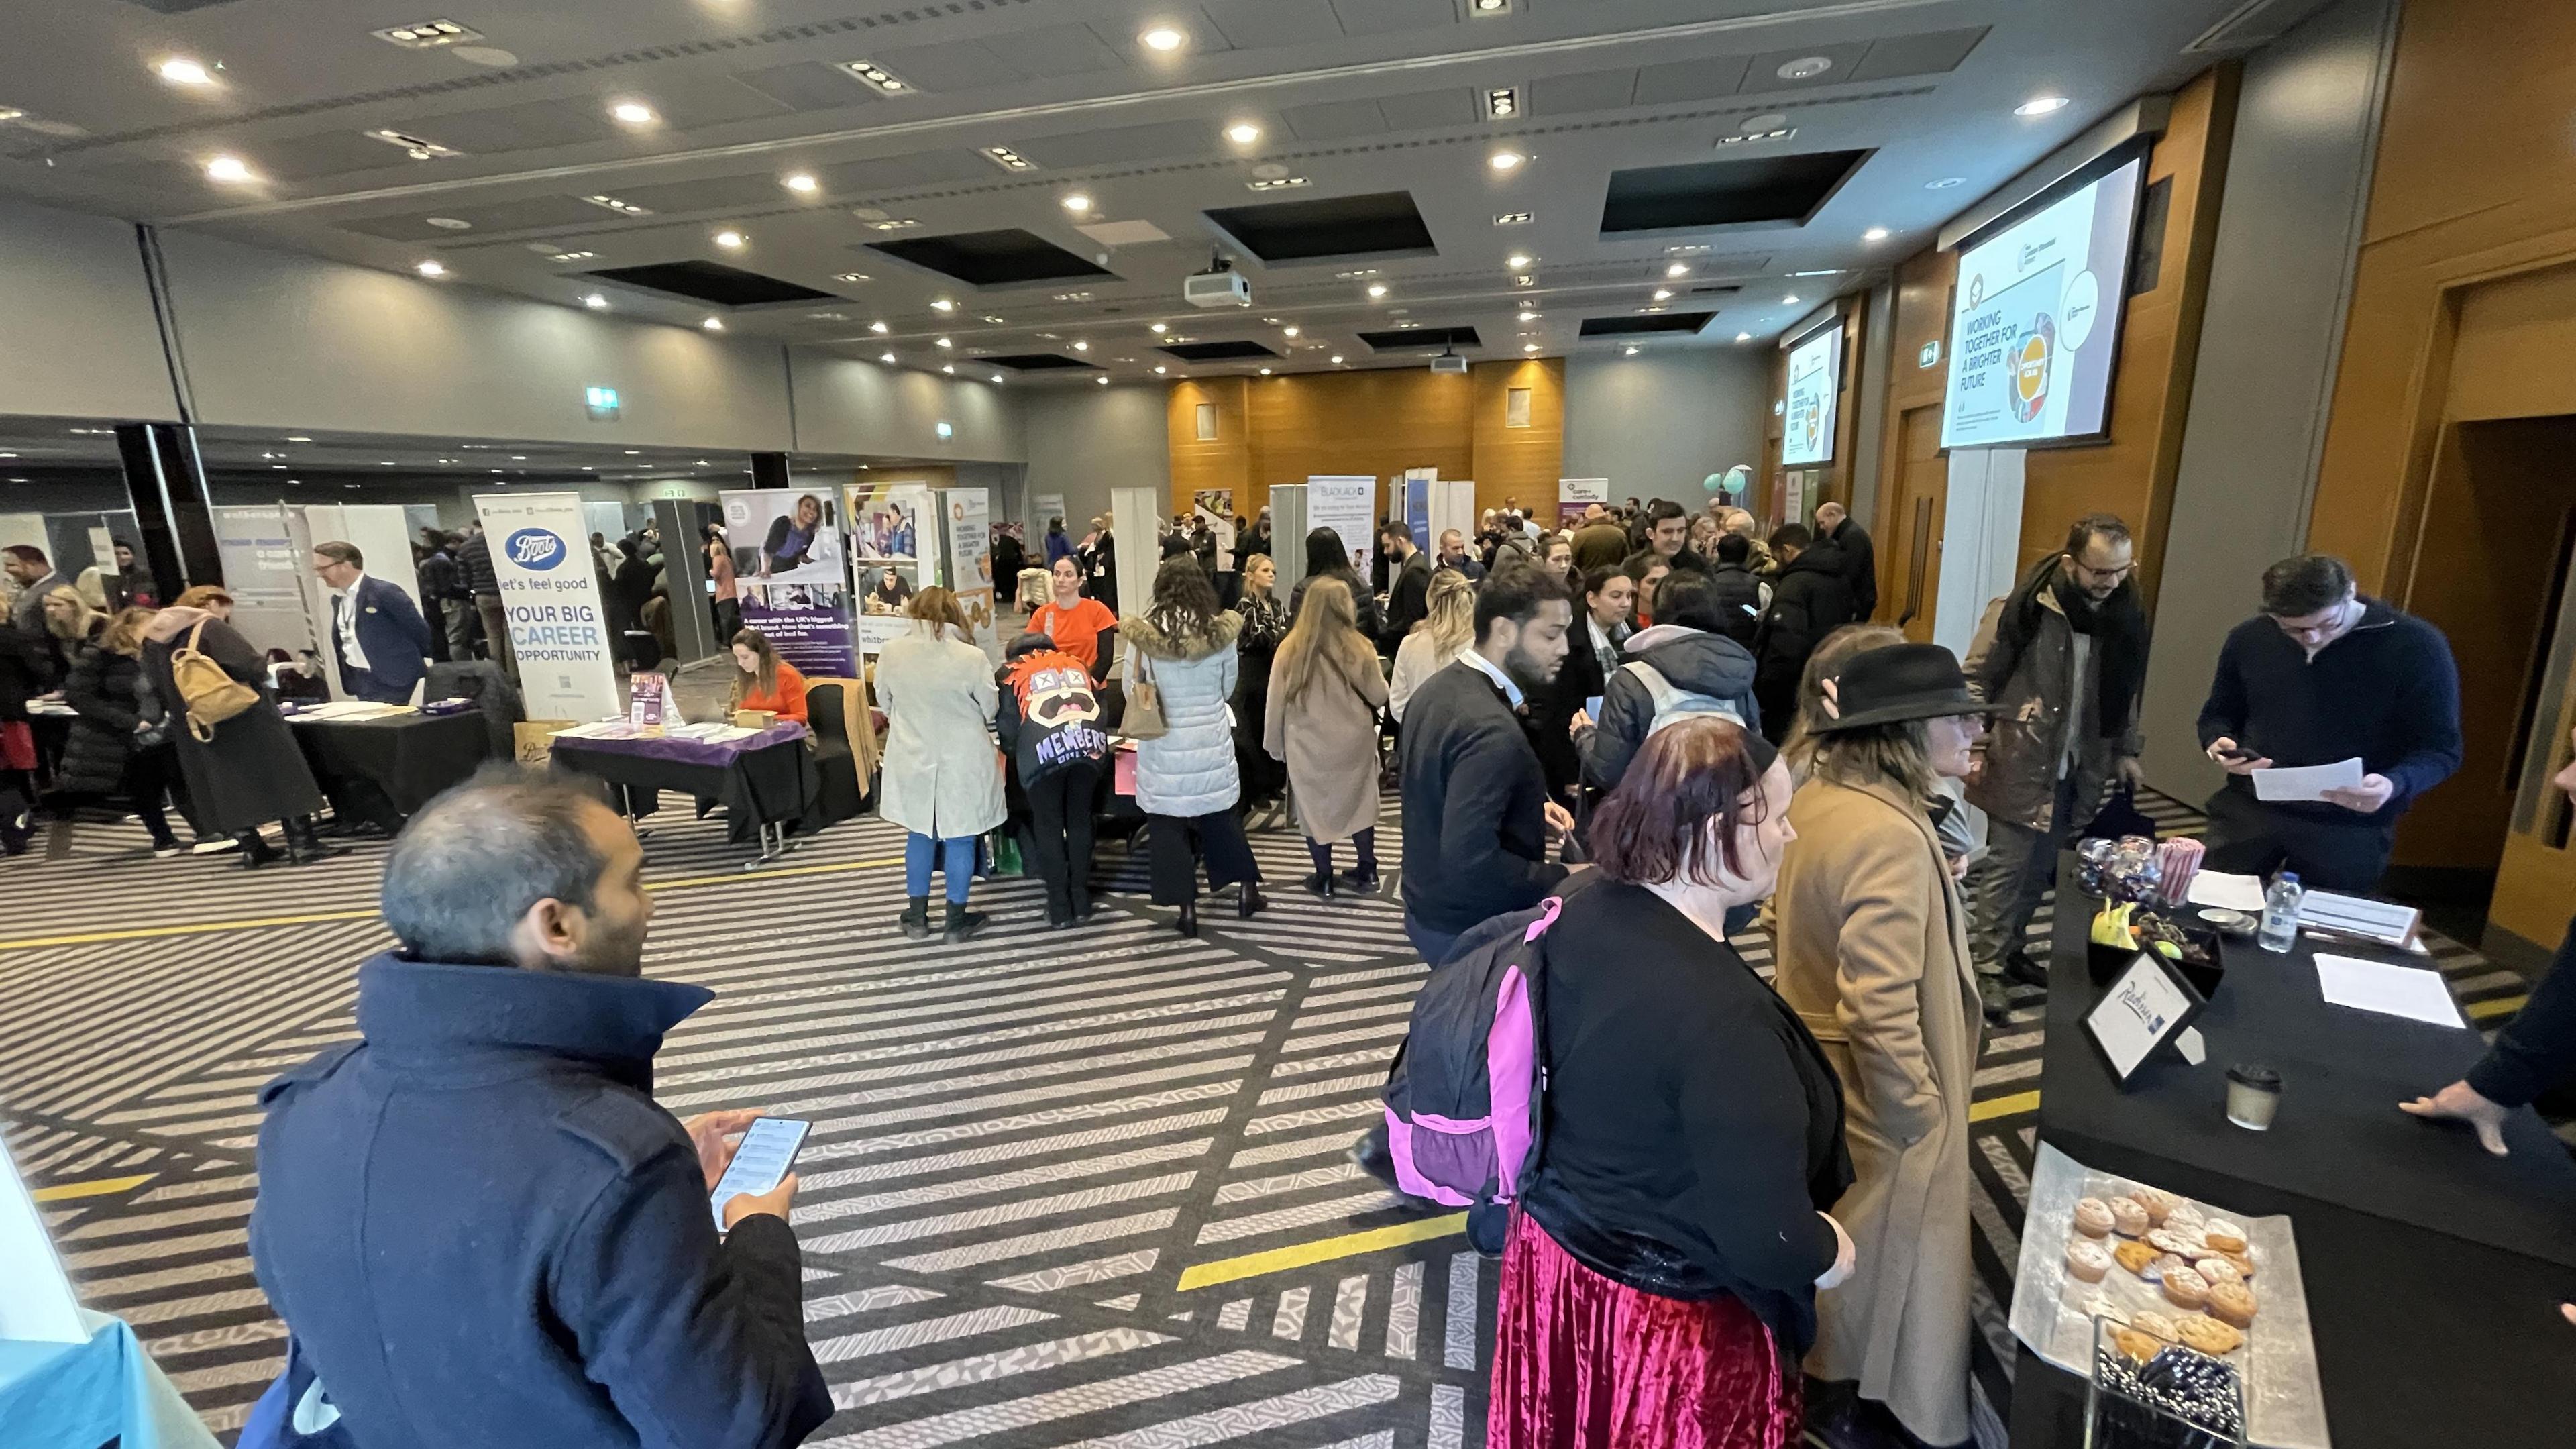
[250,767,830,1449]
[312,541,437,703]
[2196,553,2462,892]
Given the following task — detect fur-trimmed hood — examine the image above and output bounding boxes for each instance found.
[1121,609,1241,661]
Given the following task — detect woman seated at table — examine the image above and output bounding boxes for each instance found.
[1490,717,1854,1449]
[727,629,808,724]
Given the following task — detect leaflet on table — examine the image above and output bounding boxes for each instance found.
[2182,871,2267,913]
[2312,953,2463,1028]
[629,671,669,729]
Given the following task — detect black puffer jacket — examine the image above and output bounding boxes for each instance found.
[1578,624,1760,792]
[1752,544,1857,733]
[58,644,153,797]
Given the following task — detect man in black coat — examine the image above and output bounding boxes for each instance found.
[1751,524,1856,740]
[1396,561,1574,967]
[1814,500,1877,621]
[1378,518,1432,655]
[251,767,829,1449]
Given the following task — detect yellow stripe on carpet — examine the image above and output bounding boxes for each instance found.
[2468,994,2528,1022]
[32,1173,154,1203]
[1175,1212,1468,1291]
[1972,1090,2042,1122]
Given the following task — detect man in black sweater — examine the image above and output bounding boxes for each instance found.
[1378,517,1432,656]
[1396,561,1575,967]
[1814,501,1876,621]
[2196,553,2461,892]
[1750,523,1856,740]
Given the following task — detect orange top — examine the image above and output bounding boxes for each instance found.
[1032,596,1117,672]
[736,660,809,722]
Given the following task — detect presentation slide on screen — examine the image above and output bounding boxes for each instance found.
[1782,325,1841,466]
[1941,155,2143,449]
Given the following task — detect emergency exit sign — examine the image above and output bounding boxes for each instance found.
[584,386,621,421]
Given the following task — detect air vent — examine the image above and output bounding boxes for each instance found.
[867,228,1114,286]
[1599,151,1870,234]
[582,261,835,307]
[1359,327,1482,352]
[1579,313,1716,338]
[373,19,482,49]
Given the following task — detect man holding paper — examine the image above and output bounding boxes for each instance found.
[2195,553,2461,891]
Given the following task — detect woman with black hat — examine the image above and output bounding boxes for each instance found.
[1769,641,1986,1449]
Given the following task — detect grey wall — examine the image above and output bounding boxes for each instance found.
[0,197,180,421]
[2141,0,2400,796]
[1561,349,1770,498]
[1018,383,1171,535]
[790,352,1024,462]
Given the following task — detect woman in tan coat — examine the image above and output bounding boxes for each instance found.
[1265,574,1389,896]
[1770,641,1986,1449]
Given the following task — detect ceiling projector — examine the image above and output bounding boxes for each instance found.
[1186,252,1252,308]
[1430,346,1467,375]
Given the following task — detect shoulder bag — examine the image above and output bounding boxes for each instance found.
[172,620,261,742]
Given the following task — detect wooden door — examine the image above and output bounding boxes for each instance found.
[1886,404,1948,641]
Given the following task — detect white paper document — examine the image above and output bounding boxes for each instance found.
[2252,756,2364,802]
[2313,953,2464,1028]
[2184,870,2268,912]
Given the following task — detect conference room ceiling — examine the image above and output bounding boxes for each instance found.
[0,0,2328,384]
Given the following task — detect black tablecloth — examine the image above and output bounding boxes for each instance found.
[547,734,820,844]
[2012,869,2576,1448]
[291,712,494,832]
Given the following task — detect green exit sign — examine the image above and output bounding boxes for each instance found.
[584,386,621,421]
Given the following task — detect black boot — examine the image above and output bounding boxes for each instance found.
[2002,947,2051,989]
[1301,871,1335,898]
[1338,867,1380,894]
[941,900,988,943]
[235,830,283,869]
[1071,885,1095,922]
[1237,881,1268,918]
[1175,900,1198,937]
[282,816,345,865]
[898,896,932,940]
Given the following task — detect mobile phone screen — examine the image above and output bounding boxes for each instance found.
[708,1117,810,1230]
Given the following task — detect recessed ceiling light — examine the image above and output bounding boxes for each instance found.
[367,129,463,161]
[1096,376,1109,385]
[869,218,920,231]
[1484,87,1520,120]
[1623,345,1640,355]
[425,216,471,231]
[712,229,746,248]
[2015,95,2072,117]
[1863,226,1890,242]
[1652,288,1672,301]
[582,293,608,309]
[1736,331,1752,342]
[1071,340,1089,351]
[1150,322,1169,333]
[415,260,448,278]
[1330,354,1346,364]
[1506,253,1533,270]
[583,193,652,215]
[1153,365,1168,374]
[1225,122,1262,145]
[841,60,910,95]
[783,172,819,193]
[1472,0,1509,11]
[992,374,1004,382]
[1925,176,1966,190]
[1783,294,1800,305]
[548,250,596,263]
[623,449,640,455]
[982,314,1006,325]
[205,155,254,184]
[702,317,724,331]
[835,272,870,284]
[1246,176,1309,191]
[1666,262,1690,278]
[942,364,956,374]
[1282,325,1300,337]
[1258,368,1272,376]
[879,351,897,364]
[1367,284,1389,299]
[1517,309,1539,322]
[868,321,890,334]
[810,311,848,321]
[157,58,214,87]
[980,146,1036,172]
[931,299,959,313]
[1494,211,1532,226]
[934,337,953,348]
[1489,150,1525,171]
[1775,56,1833,80]
[1140,26,1186,52]
[610,101,657,126]
[374,19,480,50]
[1716,126,1796,146]
[1054,290,1094,302]
[286,435,311,443]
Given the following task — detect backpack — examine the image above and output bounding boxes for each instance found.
[1621,658,1743,736]
[1380,897,1562,1241]
[172,619,260,742]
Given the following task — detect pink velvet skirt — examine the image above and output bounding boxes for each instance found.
[1487,1211,1802,1449]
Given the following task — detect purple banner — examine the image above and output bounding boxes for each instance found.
[740,591,857,678]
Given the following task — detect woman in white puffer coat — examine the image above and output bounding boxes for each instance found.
[1123,555,1267,936]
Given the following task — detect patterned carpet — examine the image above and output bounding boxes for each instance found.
[0,789,2537,1447]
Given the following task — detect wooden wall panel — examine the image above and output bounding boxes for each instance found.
[1469,358,1566,521]
[1165,366,1554,520]
[1167,377,1250,511]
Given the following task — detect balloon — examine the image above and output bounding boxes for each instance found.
[1702,472,1724,493]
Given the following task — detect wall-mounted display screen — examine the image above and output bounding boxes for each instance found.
[1940,153,2145,449]
[1781,323,1842,466]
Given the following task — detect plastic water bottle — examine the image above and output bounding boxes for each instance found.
[2258,871,2304,953]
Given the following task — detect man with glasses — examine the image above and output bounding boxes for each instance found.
[2196,552,2461,891]
[1960,515,2151,1020]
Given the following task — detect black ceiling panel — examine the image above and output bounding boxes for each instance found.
[984,353,1102,371]
[1599,150,1870,233]
[865,227,1116,286]
[582,261,835,307]
[1157,340,1281,362]
[1578,312,1718,337]
[1201,191,1437,264]
[1357,326,1482,352]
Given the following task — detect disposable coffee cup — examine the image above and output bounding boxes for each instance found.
[2226,1063,2282,1131]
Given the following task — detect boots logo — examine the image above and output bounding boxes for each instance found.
[505,527,567,570]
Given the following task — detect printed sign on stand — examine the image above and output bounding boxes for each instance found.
[1306,476,1378,588]
[941,487,998,657]
[1557,477,1610,527]
[723,488,857,678]
[474,492,621,722]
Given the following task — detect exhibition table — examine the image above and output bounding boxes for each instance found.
[287,709,493,832]
[0,1309,220,1449]
[546,722,819,864]
[2008,875,2576,1447]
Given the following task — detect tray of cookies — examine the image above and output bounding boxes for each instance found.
[2010,1143,2328,1449]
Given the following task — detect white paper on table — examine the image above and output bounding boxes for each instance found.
[0,1137,87,1343]
[2252,756,2363,802]
[2313,953,2465,1028]
[2184,870,2268,912]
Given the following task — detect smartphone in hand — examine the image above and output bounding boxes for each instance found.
[708,1117,810,1229]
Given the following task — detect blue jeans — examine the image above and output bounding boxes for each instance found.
[904,833,977,904]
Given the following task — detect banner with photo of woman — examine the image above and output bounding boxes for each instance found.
[720,488,855,678]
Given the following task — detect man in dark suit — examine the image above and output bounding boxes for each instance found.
[1377,518,1433,656]
[313,541,437,704]
[1815,500,1877,621]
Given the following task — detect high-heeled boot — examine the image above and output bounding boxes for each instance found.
[235,830,283,869]
[282,815,345,865]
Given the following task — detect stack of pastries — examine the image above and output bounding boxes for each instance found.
[2065,1183,2258,1356]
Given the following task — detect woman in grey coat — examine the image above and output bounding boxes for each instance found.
[1124,557,1265,936]
[873,587,1008,943]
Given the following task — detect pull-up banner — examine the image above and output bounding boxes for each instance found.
[474,491,620,722]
